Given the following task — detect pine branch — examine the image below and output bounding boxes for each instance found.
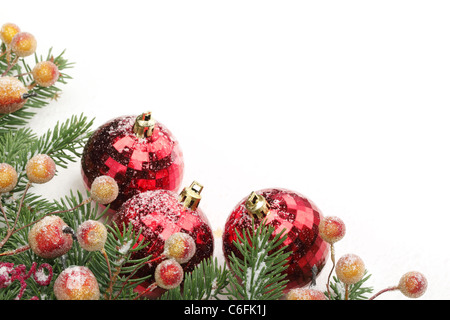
[225,222,291,300]
[29,114,94,168]
[91,221,154,300]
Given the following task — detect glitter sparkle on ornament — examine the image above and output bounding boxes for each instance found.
[81,112,184,211]
[222,188,329,291]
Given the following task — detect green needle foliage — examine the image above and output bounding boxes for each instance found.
[226,222,290,300]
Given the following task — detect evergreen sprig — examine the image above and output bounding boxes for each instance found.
[226,222,290,300]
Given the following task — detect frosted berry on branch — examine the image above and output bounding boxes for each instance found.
[0,23,20,46]
[319,216,346,298]
[163,232,196,264]
[28,215,73,259]
[90,175,119,205]
[336,254,365,285]
[10,32,37,57]
[53,266,100,300]
[25,154,56,184]
[0,163,18,193]
[31,60,60,87]
[155,258,184,290]
[286,288,328,300]
[335,253,365,300]
[76,220,107,252]
[398,271,427,298]
[369,271,427,300]
[319,216,346,244]
[0,76,33,114]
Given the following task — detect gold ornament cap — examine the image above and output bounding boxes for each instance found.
[133,111,156,138]
[179,181,203,211]
[245,191,270,220]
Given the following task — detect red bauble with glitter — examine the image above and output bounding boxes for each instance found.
[222,188,329,291]
[81,112,184,211]
[112,181,214,298]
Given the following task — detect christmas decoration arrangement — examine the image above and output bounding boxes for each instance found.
[0,22,428,301]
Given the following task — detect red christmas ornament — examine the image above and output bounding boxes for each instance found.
[112,181,214,298]
[222,188,329,291]
[81,112,184,211]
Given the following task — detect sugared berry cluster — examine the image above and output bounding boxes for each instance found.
[0,22,60,114]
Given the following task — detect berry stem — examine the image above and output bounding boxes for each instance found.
[0,244,31,256]
[1,55,19,76]
[368,286,398,300]
[0,182,31,250]
[344,284,349,300]
[15,197,91,234]
[101,247,113,298]
[0,199,11,230]
[326,244,336,299]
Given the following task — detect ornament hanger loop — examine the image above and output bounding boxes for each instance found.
[179,181,203,211]
[245,191,270,220]
[133,111,156,138]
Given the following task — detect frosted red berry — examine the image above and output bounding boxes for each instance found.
[76,220,108,252]
[0,76,29,114]
[28,215,73,259]
[10,32,37,57]
[335,253,365,285]
[90,175,119,205]
[26,154,56,184]
[286,288,328,300]
[319,216,346,244]
[0,23,20,45]
[398,271,427,298]
[0,163,18,193]
[53,266,100,300]
[164,232,196,264]
[154,259,184,290]
[32,60,60,87]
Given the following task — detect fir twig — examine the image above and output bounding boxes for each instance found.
[225,222,291,300]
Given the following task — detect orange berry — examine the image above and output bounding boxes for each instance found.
[0,76,29,114]
[76,220,108,252]
[335,253,365,285]
[319,216,346,244]
[286,288,328,300]
[154,259,184,290]
[10,32,37,57]
[164,232,196,264]
[32,60,60,87]
[0,23,20,45]
[54,266,100,300]
[28,215,73,259]
[0,163,18,193]
[398,271,427,298]
[90,175,119,205]
[26,154,56,184]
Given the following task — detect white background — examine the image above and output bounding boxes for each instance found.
[2,0,449,300]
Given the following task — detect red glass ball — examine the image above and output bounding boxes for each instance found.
[112,189,214,298]
[81,115,184,211]
[222,188,329,290]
